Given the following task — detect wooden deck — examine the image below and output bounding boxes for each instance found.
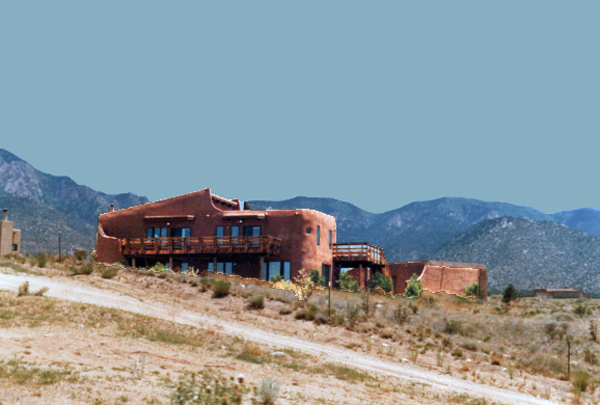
[119,236,282,257]
[333,242,387,266]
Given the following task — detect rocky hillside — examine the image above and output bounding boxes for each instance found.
[0,149,148,254]
[249,196,600,262]
[432,217,600,295]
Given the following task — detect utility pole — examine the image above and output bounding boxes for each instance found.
[567,335,571,379]
[58,233,62,262]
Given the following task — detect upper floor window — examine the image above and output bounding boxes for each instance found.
[316,225,320,246]
[231,226,239,237]
[329,230,333,249]
[216,226,224,237]
[12,244,17,251]
[171,228,191,237]
[243,226,260,237]
[147,227,167,238]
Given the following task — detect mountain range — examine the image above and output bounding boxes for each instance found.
[2,148,600,293]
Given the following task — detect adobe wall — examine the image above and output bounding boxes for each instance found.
[12,229,21,255]
[385,262,427,295]
[419,261,487,301]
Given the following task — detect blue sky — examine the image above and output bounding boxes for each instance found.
[2,2,598,214]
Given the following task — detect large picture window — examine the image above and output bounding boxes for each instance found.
[147,227,167,238]
[171,228,191,237]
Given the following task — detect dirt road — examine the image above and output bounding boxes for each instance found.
[0,272,562,405]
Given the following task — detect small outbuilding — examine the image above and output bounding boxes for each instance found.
[533,288,585,299]
[0,209,20,256]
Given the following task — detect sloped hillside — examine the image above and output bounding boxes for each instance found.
[432,216,600,295]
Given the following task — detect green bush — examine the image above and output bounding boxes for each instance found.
[366,271,392,293]
[74,249,87,262]
[270,274,283,283]
[254,377,280,405]
[151,262,166,273]
[309,269,325,287]
[247,295,265,309]
[212,280,231,298]
[404,273,423,298]
[170,370,249,404]
[69,262,94,276]
[572,370,591,394]
[464,282,482,298]
[101,267,119,279]
[36,254,47,268]
[502,284,517,304]
[337,271,359,292]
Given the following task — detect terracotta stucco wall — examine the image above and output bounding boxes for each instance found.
[419,262,487,300]
[0,221,13,256]
[385,262,427,294]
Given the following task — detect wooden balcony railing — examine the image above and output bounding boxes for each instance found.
[333,242,387,266]
[119,236,282,257]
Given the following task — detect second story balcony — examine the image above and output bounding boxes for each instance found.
[333,242,387,266]
[119,236,282,257]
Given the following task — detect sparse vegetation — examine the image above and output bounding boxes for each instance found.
[170,370,249,404]
[404,273,423,298]
[101,266,119,279]
[309,269,325,287]
[74,249,87,262]
[247,295,265,309]
[254,377,280,405]
[337,271,359,292]
[212,280,231,298]
[366,271,392,293]
[502,283,517,304]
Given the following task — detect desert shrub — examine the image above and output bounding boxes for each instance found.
[584,347,598,365]
[270,274,283,283]
[295,304,318,321]
[590,319,598,342]
[170,370,249,404]
[345,302,360,327]
[293,269,315,301]
[212,280,231,298]
[101,267,119,279]
[36,254,47,268]
[17,281,30,297]
[502,284,517,304]
[69,262,94,276]
[367,272,392,293]
[359,290,376,318]
[391,304,411,325]
[254,377,280,405]
[464,282,482,298]
[247,295,265,310]
[404,273,423,298]
[337,271,359,292]
[199,277,212,292]
[452,349,463,358]
[572,370,591,394]
[574,304,586,317]
[443,320,462,335]
[309,269,325,287]
[150,262,166,273]
[74,249,87,262]
[279,306,292,315]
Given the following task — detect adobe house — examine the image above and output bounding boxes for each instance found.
[96,188,487,299]
[97,189,336,282]
[0,209,21,256]
[533,288,585,299]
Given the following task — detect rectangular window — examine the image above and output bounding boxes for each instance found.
[243,226,261,236]
[154,228,161,238]
[329,230,333,249]
[283,261,291,281]
[12,244,17,251]
[231,226,239,237]
[181,262,189,273]
[161,227,167,238]
[208,262,214,272]
[225,262,233,276]
[147,228,153,238]
[216,226,224,237]
[171,228,191,237]
[263,262,268,281]
[165,261,170,270]
[216,262,224,273]
[317,225,320,246]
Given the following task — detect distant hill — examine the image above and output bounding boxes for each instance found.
[0,149,148,254]
[248,196,600,262]
[432,217,600,295]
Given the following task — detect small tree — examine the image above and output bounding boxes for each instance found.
[309,269,326,287]
[464,282,482,298]
[337,271,359,292]
[292,269,315,300]
[502,283,517,304]
[366,271,392,293]
[405,273,423,298]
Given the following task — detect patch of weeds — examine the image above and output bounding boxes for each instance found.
[101,267,119,279]
[236,344,267,364]
[170,370,249,404]
[212,280,231,298]
[247,295,264,310]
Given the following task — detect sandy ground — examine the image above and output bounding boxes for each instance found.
[0,268,573,405]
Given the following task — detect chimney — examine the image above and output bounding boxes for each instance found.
[3,209,7,221]
[109,204,115,213]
